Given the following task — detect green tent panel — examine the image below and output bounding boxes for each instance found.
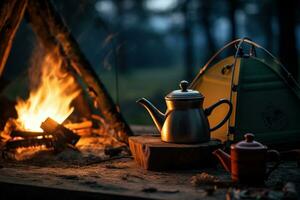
[190,39,300,149]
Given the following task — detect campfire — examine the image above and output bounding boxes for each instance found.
[0,0,133,161]
[15,51,80,133]
[0,50,117,160]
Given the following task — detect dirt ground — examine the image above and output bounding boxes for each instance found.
[0,142,299,200]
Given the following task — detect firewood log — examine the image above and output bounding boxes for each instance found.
[10,131,48,138]
[40,117,80,152]
[0,0,28,76]
[40,117,80,145]
[64,121,93,131]
[5,138,53,150]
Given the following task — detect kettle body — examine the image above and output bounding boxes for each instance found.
[161,100,210,143]
[137,80,232,143]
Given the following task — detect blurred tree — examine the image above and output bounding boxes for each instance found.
[53,0,96,35]
[228,0,237,41]
[182,0,194,81]
[260,0,274,52]
[198,0,216,60]
[114,0,128,73]
[277,0,299,78]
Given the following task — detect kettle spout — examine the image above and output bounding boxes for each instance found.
[136,98,165,132]
[213,149,231,172]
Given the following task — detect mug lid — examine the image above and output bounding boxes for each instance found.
[233,133,266,150]
[165,80,204,100]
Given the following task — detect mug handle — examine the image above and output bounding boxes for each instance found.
[265,150,281,180]
[204,99,233,132]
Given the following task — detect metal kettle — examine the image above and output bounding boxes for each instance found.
[137,80,233,143]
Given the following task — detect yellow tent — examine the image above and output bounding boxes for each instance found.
[190,38,300,149]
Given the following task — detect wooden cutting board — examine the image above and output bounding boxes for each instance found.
[129,135,222,171]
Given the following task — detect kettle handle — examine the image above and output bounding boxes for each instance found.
[265,150,281,180]
[204,99,233,132]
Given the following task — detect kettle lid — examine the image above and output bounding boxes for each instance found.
[233,133,266,150]
[165,80,204,100]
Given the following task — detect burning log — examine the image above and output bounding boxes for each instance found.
[64,121,92,131]
[0,118,19,142]
[64,120,93,136]
[41,117,80,152]
[1,118,81,155]
[0,0,28,76]
[5,138,53,150]
[11,131,47,138]
[26,0,133,144]
[64,121,93,136]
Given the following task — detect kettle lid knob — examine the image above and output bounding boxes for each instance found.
[165,80,203,100]
[179,80,189,92]
[244,133,254,142]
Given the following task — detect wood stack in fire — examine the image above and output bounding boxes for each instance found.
[0,118,81,156]
[0,114,129,161]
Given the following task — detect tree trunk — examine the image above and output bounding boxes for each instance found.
[26,0,133,143]
[115,0,128,74]
[277,0,299,79]
[261,1,273,52]
[183,1,194,82]
[199,1,216,60]
[228,0,237,41]
[0,0,28,77]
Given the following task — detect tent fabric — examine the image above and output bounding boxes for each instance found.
[190,39,300,149]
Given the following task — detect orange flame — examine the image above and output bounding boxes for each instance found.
[15,52,80,132]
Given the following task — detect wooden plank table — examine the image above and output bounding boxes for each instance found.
[0,128,299,200]
[0,156,299,200]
